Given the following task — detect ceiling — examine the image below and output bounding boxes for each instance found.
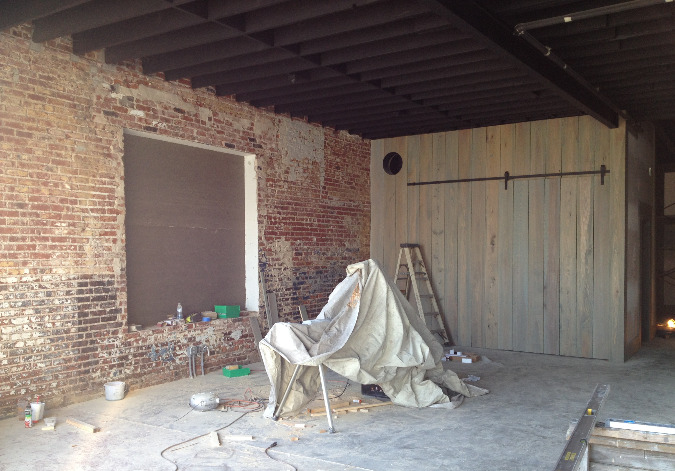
[3,0,675,158]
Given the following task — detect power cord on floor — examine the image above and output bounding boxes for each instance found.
[264,441,298,471]
[159,407,254,471]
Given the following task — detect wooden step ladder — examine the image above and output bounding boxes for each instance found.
[395,243,452,344]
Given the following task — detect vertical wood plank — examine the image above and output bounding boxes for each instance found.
[457,129,472,346]
[593,119,611,359]
[407,135,421,248]
[512,122,530,352]
[559,117,579,357]
[395,136,409,272]
[577,116,594,358]
[431,133,446,322]
[527,120,546,353]
[498,124,514,350]
[609,119,626,362]
[370,140,385,264]
[544,119,561,355]
[444,131,459,344]
[484,125,500,349]
[419,134,434,266]
[383,138,399,276]
[471,127,487,347]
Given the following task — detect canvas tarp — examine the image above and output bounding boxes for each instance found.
[260,259,487,419]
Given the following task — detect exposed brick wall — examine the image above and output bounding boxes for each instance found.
[0,25,370,418]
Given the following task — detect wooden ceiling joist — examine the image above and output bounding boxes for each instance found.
[423,0,619,128]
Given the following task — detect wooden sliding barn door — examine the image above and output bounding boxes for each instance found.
[371,117,627,360]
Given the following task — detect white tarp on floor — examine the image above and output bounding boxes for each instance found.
[260,259,487,418]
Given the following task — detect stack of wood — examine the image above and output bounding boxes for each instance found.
[305,400,392,417]
[566,421,675,470]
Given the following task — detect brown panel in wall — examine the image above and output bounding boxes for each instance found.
[457,129,472,345]
[418,134,433,267]
[544,119,561,355]
[370,140,385,265]
[407,135,420,252]
[444,131,460,343]
[372,116,630,361]
[593,120,611,359]
[610,119,627,362]
[577,116,595,358]
[512,122,530,352]
[470,127,486,347]
[123,133,245,325]
[431,133,446,326]
[382,139,398,276]
[498,124,514,350]
[559,117,579,357]
[484,126,500,349]
[395,135,409,263]
[527,120,546,353]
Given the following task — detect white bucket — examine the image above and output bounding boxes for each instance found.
[30,402,45,421]
[104,381,126,401]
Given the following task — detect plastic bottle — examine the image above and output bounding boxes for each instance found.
[177,303,183,320]
[24,403,32,428]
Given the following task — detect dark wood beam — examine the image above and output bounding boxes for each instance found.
[73,8,205,54]
[191,57,313,88]
[410,75,538,101]
[422,0,619,128]
[299,15,448,56]
[359,49,492,81]
[105,24,238,64]
[0,0,89,31]
[381,59,512,89]
[254,82,377,108]
[271,0,430,46]
[32,0,189,42]
[210,0,381,34]
[396,68,523,97]
[237,76,350,103]
[319,29,468,67]
[347,39,482,75]
[215,71,320,96]
[165,49,295,81]
[307,96,416,122]
[142,36,266,74]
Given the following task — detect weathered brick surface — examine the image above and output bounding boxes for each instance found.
[0,25,370,418]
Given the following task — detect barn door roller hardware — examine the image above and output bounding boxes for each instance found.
[408,165,608,190]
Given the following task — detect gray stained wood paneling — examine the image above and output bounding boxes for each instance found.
[371,116,634,360]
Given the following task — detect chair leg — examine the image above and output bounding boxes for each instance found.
[319,364,336,433]
[272,364,302,420]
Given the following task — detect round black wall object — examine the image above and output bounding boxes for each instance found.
[383,151,403,175]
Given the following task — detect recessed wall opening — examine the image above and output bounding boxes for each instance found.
[123,130,257,326]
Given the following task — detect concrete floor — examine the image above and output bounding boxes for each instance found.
[1,338,674,471]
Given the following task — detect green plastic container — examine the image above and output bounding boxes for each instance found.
[215,305,240,318]
[223,366,250,377]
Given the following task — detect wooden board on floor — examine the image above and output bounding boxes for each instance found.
[67,418,100,433]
